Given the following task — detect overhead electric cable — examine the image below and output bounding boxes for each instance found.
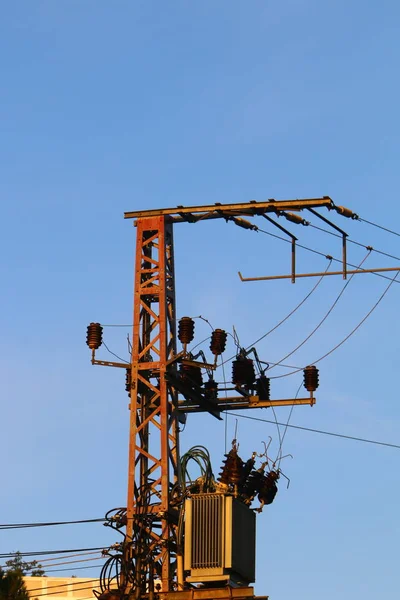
[0,547,106,559]
[230,412,400,450]
[102,341,129,364]
[268,250,371,371]
[270,269,400,379]
[0,518,104,530]
[309,222,400,262]
[219,259,333,368]
[358,217,400,238]
[276,381,303,465]
[33,563,105,574]
[27,584,99,598]
[257,227,400,284]
[23,579,99,594]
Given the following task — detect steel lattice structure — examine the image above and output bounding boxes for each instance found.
[89,196,364,600]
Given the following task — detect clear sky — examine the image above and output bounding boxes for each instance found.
[1,2,400,599]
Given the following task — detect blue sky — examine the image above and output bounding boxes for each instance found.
[1,1,400,599]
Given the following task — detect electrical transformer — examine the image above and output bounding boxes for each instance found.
[184,494,256,586]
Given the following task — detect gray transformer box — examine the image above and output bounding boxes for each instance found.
[184,494,256,586]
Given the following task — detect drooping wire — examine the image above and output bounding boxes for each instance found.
[268,249,371,372]
[220,258,333,368]
[276,380,303,466]
[270,268,400,379]
[230,412,400,451]
[102,341,130,364]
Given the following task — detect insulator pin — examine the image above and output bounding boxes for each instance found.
[334,205,359,219]
[178,317,195,345]
[86,322,103,350]
[303,365,319,392]
[232,358,256,387]
[210,329,227,356]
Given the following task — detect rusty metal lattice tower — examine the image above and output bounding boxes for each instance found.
[89,196,366,600]
[125,216,180,592]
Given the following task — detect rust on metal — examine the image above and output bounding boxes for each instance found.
[124,197,333,221]
[238,266,400,282]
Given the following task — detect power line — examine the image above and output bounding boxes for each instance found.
[0,548,106,559]
[309,222,400,262]
[26,584,99,598]
[219,260,333,368]
[0,555,104,572]
[23,578,99,593]
[0,518,104,530]
[231,412,400,450]
[270,268,399,379]
[358,217,400,238]
[268,250,371,372]
[257,227,400,284]
[36,563,105,574]
[102,340,129,364]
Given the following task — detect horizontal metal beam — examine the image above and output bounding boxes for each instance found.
[124,197,333,221]
[239,266,400,282]
[178,396,315,412]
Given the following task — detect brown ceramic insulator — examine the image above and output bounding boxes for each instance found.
[257,471,279,505]
[210,329,227,355]
[86,322,103,350]
[303,365,319,392]
[178,317,195,345]
[232,358,256,386]
[204,379,218,400]
[179,362,203,387]
[241,467,264,499]
[256,375,270,400]
[125,368,131,394]
[218,448,244,485]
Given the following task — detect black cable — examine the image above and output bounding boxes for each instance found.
[26,584,99,598]
[39,563,105,574]
[257,227,400,284]
[0,518,104,530]
[102,341,129,364]
[219,259,333,368]
[276,381,303,465]
[358,217,400,238]
[101,324,133,327]
[271,268,399,379]
[309,222,400,262]
[21,579,99,593]
[230,412,400,450]
[1,556,104,571]
[0,547,106,559]
[268,250,371,372]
